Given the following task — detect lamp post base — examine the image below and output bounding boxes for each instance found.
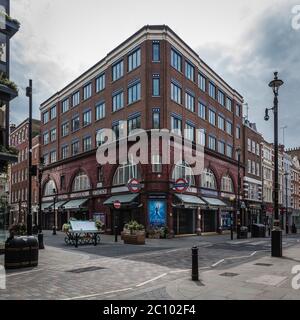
[271,229,282,257]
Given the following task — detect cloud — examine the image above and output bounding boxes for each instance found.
[195,0,300,147]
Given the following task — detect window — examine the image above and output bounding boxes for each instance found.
[50,150,57,163]
[97,166,104,182]
[50,105,56,119]
[197,129,206,146]
[152,75,160,96]
[218,91,225,106]
[128,81,141,104]
[248,160,251,174]
[152,109,160,129]
[172,161,195,185]
[61,145,69,160]
[171,116,182,135]
[252,141,256,153]
[152,154,162,173]
[72,91,80,107]
[43,180,56,196]
[95,101,105,121]
[198,102,206,120]
[43,154,49,166]
[43,132,49,145]
[50,128,56,142]
[208,136,216,150]
[171,82,182,104]
[96,73,105,92]
[43,112,49,124]
[236,126,241,139]
[83,109,92,126]
[252,161,256,175]
[209,109,216,126]
[112,91,124,111]
[71,140,80,156]
[226,97,232,112]
[61,122,69,137]
[60,175,66,189]
[256,144,260,156]
[128,115,141,133]
[185,123,195,142]
[185,92,195,112]
[226,120,233,135]
[96,129,106,146]
[201,168,216,189]
[0,33,7,62]
[226,144,233,158]
[221,175,234,192]
[256,163,260,176]
[185,61,195,81]
[112,60,124,81]
[72,115,80,132]
[83,136,92,152]
[248,138,251,152]
[72,171,91,191]
[198,73,206,92]
[62,98,69,113]
[236,104,241,117]
[83,83,92,100]
[218,141,225,154]
[128,48,141,72]
[113,163,141,186]
[152,41,160,61]
[171,49,182,72]
[218,115,225,130]
[209,82,216,99]
[112,122,120,140]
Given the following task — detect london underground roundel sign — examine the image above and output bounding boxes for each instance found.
[127,178,142,193]
[174,178,189,193]
[113,200,121,209]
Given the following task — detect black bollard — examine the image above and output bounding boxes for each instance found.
[191,246,199,281]
[52,226,56,235]
[94,233,97,246]
[75,233,78,248]
[38,232,45,249]
[114,226,118,243]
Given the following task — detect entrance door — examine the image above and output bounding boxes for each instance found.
[173,209,195,235]
[203,210,217,232]
[112,209,141,234]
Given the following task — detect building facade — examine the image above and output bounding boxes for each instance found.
[9,119,41,226]
[0,0,19,246]
[40,25,244,235]
[243,120,263,227]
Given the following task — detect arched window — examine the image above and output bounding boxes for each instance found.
[43,180,56,196]
[72,171,91,192]
[113,163,141,186]
[221,174,234,193]
[172,161,195,186]
[201,168,217,190]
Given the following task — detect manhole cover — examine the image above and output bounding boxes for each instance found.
[67,266,106,273]
[254,263,273,267]
[219,272,239,277]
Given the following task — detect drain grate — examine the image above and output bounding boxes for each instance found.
[220,272,239,277]
[254,263,273,267]
[67,266,106,273]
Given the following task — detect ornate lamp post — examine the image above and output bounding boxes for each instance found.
[37,157,45,249]
[52,188,57,235]
[236,147,242,239]
[265,72,284,257]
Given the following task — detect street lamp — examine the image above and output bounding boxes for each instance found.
[265,71,284,257]
[284,172,289,234]
[52,188,57,235]
[37,157,45,249]
[236,147,242,239]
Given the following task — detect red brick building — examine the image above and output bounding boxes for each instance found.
[40,25,244,235]
[9,119,41,225]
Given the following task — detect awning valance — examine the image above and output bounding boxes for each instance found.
[103,194,139,205]
[41,203,52,211]
[63,198,88,210]
[174,194,206,206]
[48,201,68,210]
[201,197,227,207]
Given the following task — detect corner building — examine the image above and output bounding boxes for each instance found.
[40,25,244,235]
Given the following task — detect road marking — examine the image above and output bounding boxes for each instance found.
[6,269,44,278]
[136,273,168,287]
[64,287,133,300]
[211,259,225,267]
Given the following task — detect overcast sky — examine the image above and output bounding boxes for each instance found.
[9,0,300,147]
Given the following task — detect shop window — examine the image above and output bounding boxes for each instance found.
[171,161,195,186]
[112,163,141,186]
[72,171,91,192]
[201,168,217,190]
[221,174,234,193]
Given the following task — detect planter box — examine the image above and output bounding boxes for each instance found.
[123,232,145,245]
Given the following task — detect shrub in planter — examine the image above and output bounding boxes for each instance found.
[62,223,70,233]
[95,220,104,231]
[123,220,145,245]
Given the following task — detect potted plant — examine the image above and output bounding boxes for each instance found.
[95,220,104,232]
[122,220,145,245]
[62,223,70,233]
[147,226,161,239]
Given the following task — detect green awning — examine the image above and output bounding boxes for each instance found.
[41,203,52,211]
[175,194,206,206]
[201,197,227,207]
[49,201,68,210]
[63,198,88,210]
[103,194,139,205]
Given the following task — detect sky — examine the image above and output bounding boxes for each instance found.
[9,0,300,147]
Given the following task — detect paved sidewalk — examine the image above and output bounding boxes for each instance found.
[166,244,300,300]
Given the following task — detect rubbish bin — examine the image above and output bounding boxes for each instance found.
[239,226,248,239]
[5,236,39,269]
[251,224,266,238]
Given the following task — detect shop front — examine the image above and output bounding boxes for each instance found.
[246,202,263,228]
[292,210,300,230]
